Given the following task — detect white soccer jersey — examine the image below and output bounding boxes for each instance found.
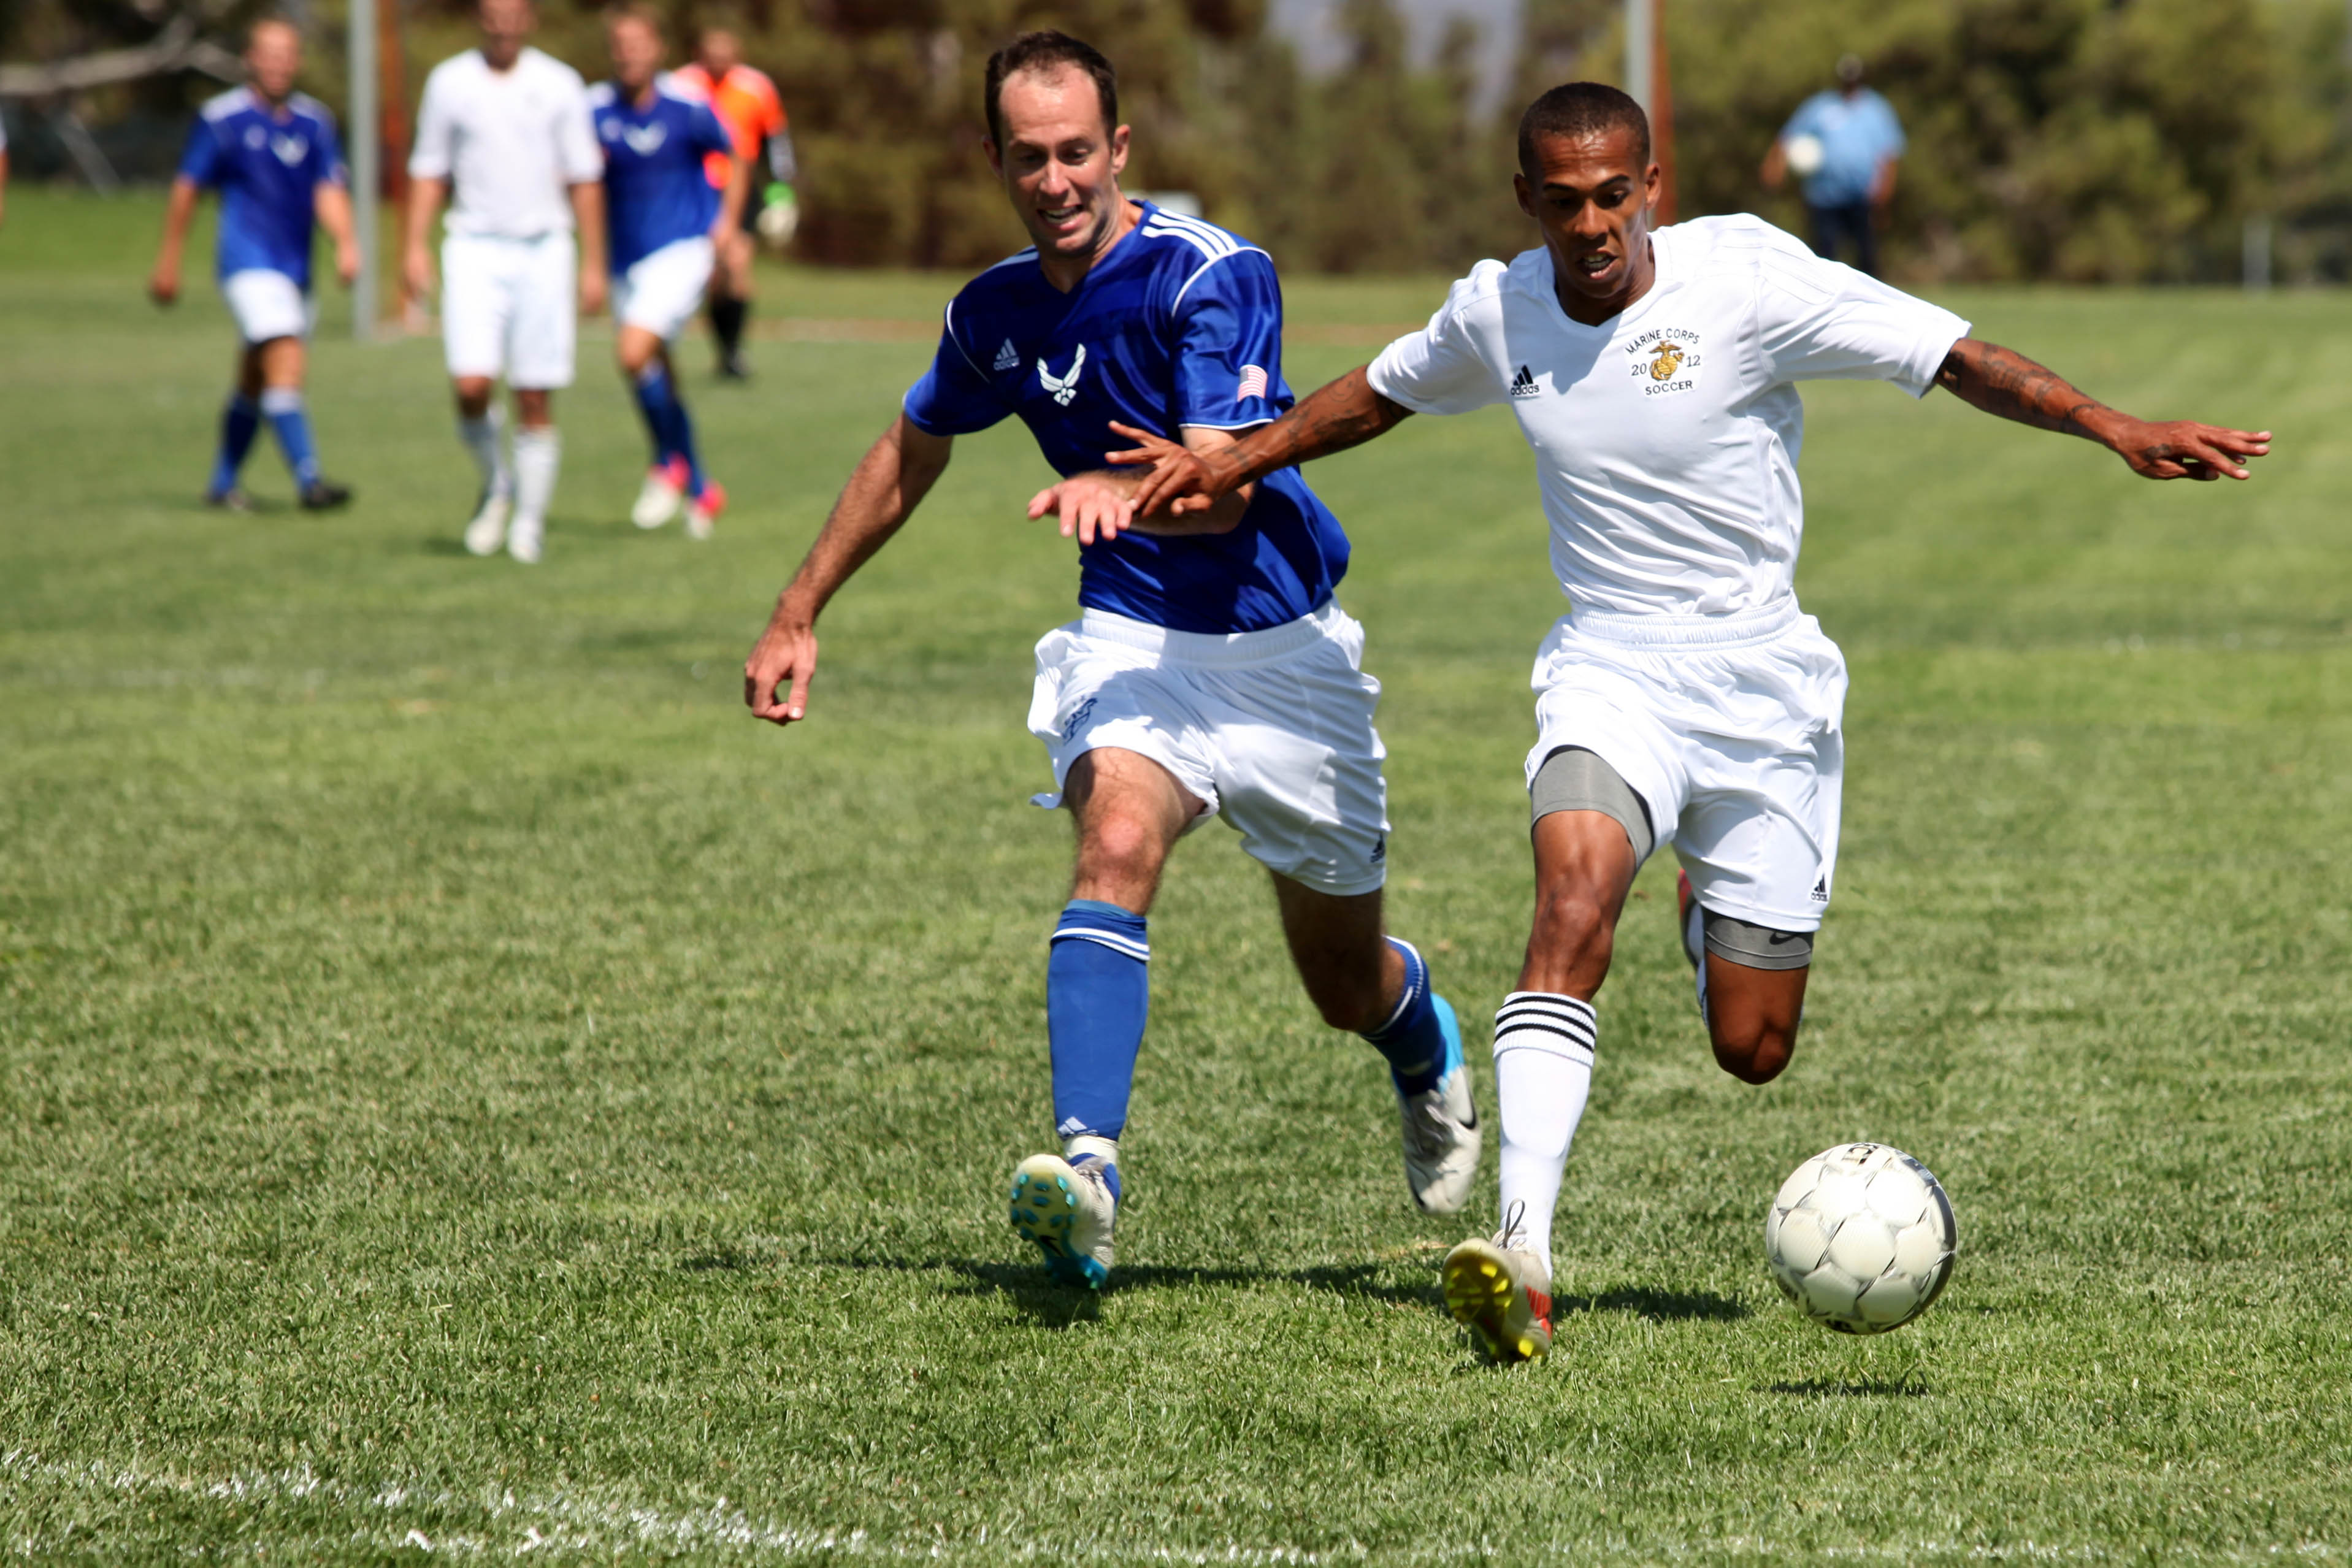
[1368,215,1971,618]
[409,47,602,239]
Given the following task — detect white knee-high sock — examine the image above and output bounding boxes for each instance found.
[511,426,561,527]
[1492,992,1597,1280]
[459,407,511,499]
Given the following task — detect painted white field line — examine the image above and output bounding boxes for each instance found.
[0,1452,2339,1562]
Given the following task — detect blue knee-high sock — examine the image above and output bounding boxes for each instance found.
[259,388,320,489]
[632,362,705,495]
[1362,936,1453,1097]
[1047,900,1149,1148]
[210,394,261,495]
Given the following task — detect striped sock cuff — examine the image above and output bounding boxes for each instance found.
[1051,900,1149,963]
[1492,991,1596,1066]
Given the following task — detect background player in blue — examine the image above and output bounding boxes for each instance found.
[742,31,1479,1291]
[591,5,751,540]
[148,18,358,511]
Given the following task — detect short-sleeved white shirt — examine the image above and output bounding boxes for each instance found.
[1368,214,1970,618]
[409,47,602,239]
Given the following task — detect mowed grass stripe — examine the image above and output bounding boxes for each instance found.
[1,189,2346,1560]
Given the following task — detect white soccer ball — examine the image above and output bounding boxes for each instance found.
[1764,1142,1956,1334]
[1783,132,1826,178]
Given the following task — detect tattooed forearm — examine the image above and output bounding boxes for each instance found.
[1934,339,2116,441]
[1222,365,1415,486]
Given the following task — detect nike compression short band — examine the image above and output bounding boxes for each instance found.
[1701,909,1814,971]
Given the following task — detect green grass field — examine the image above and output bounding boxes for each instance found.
[2,186,2348,1561]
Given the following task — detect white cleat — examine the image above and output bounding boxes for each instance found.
[1008,1141,1117,1290]
[1398,996,1481,1215]
[632,459,686,529]
[462,492,511,557]
[1444,1201,1554,1364]
[506,514,543,565]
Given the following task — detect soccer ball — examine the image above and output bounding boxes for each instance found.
[1783,132,1827,178]
[1764,1142,1956,1334]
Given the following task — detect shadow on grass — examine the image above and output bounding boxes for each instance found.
[820,1254,1443,1323]
[1763,1377,1931,1398]
[1560,1287,1750,1323]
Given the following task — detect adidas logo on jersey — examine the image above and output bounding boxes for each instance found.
[1811,876,1829,902]
[1510,364,1541,399]
[993,339,1020,373]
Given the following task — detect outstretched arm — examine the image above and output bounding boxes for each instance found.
[1106,364,1415,516]
[1934,338,2270,481]
[744,415,953,725]
[1027,426,1259,545]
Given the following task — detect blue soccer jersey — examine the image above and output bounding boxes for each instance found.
[176,88,345,289]
[589,74,734,271]
[902,203,1351,635]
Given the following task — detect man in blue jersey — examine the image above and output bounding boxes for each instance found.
[592,5,750,538]
[150,18,359,511]
[742,31,1479,1290]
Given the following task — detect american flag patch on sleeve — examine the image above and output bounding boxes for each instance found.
[1237,365,1270,402]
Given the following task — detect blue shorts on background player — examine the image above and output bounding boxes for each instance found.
[149,19,361,511]
[593,6,750,541]
[743,31,1481,1296]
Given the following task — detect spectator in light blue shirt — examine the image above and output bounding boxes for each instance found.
[1763,53,1904,277]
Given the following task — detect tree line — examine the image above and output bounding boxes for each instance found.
[9,0,2349,281]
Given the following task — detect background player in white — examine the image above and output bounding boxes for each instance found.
[148,18,358,512]
[742,32,1479,1293]
[591,4,749,539]
[404,0,607,564]
[1114,82,2269,1361]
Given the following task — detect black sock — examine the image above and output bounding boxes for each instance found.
[711,295,748,358]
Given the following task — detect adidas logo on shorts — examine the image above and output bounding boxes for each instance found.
[1811,876,1829,902]
[1510,364,1541,399]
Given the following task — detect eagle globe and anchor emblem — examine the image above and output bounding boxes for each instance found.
[1630,329,1701,395]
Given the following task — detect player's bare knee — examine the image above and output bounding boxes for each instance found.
[1712,1023,1796,1085]
[453,378,494,418]
[1075,812,1166,892]
[1531,881,1616,971]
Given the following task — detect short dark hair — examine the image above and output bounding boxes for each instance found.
[1517,82,1650,177]
[983,31,1119,148]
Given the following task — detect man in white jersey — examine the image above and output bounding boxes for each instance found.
[1113,82,2269,1363]
[404,0,607,565]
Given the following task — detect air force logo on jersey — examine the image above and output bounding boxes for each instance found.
[602,119,668,155]
[245,124,312,166]
[1038,345,1087,407]
[1626,327,1703,398]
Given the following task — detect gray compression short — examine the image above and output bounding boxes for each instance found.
[1530,746,1654,862]
[1699,909,1814,971]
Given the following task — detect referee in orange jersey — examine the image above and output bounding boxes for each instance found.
[676,26,794,378]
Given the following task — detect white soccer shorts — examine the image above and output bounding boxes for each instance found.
[440,231,577,388]
[613,237,715,343]
[1027,602,1392,898]
[222,268,315,344]
[1526,600,1847,933]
